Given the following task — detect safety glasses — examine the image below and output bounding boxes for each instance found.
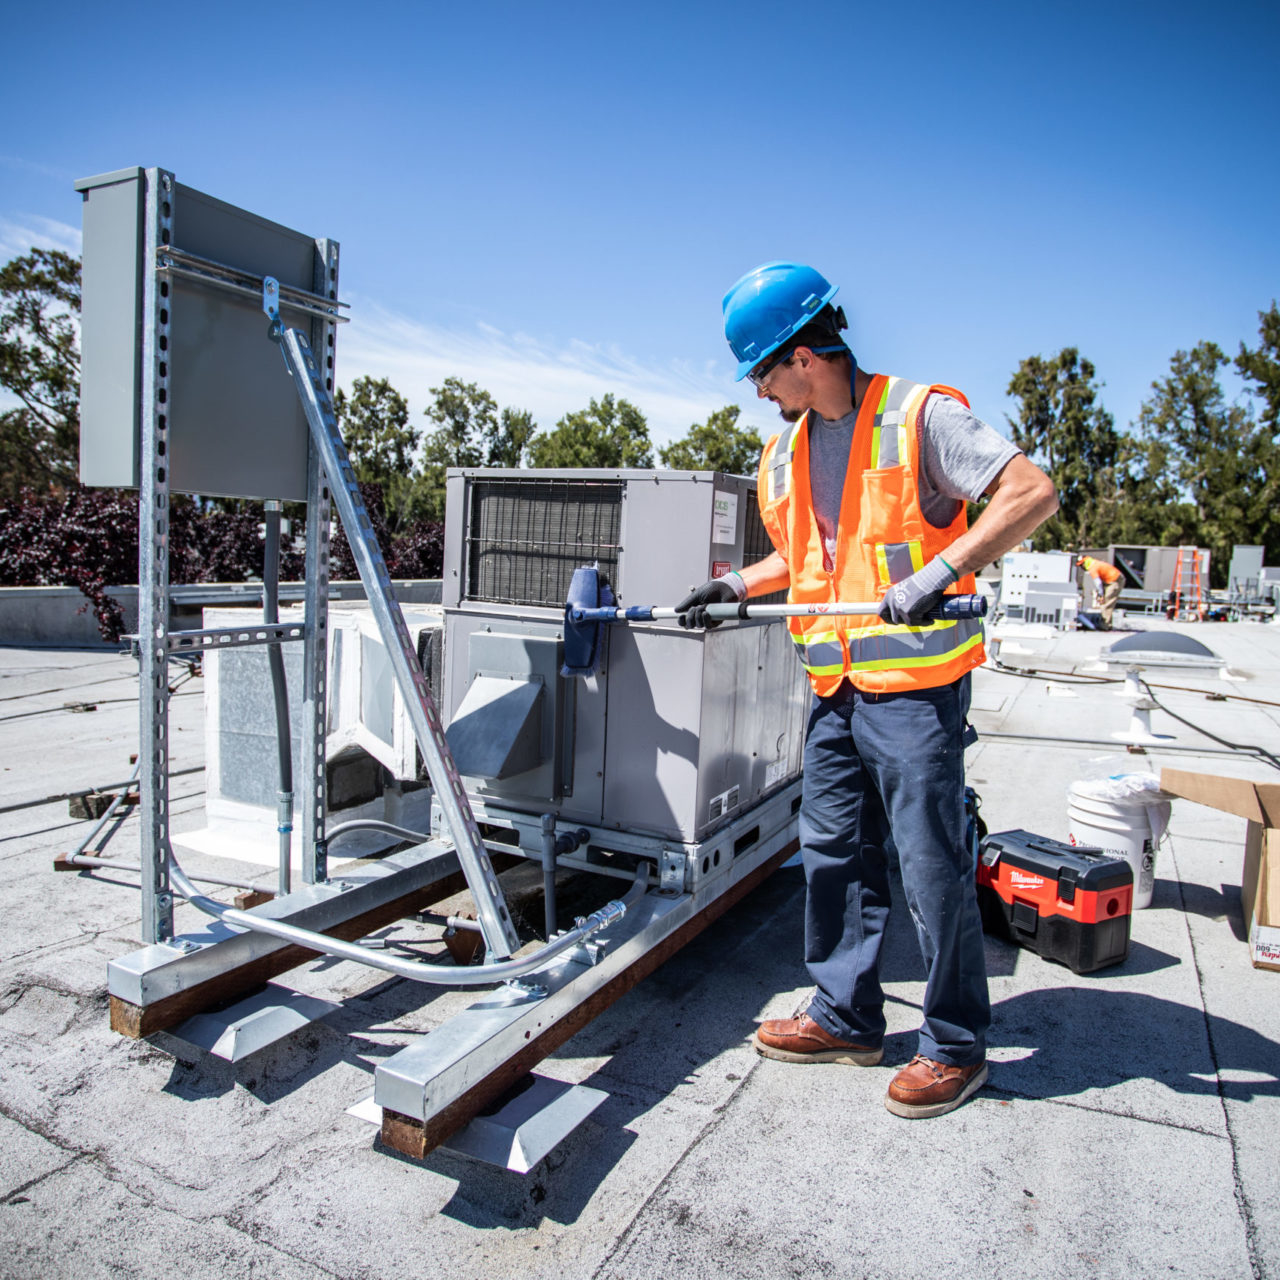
[746,343,847,389]
[746,347,794,390]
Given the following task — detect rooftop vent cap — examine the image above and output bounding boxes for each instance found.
[1102,632,1225,669]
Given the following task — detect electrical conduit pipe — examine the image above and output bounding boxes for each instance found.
[164,856,646,987]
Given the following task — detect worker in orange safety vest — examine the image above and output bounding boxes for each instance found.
[676,262,1058,1120]
[1078,555,1122,629]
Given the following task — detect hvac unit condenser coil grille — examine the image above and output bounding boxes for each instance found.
[742,487,787,603]
[741,488,774,567]
[466,478,623,607]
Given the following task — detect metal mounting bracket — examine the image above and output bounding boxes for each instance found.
[263,275,281,328]
[658,848,687,895]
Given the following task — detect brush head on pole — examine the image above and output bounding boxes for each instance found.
[562,565,615,678]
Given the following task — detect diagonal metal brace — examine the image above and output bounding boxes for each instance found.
[268,312,521,958]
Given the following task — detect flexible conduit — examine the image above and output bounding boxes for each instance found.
[165,857,647,987]
[325,818,433,847]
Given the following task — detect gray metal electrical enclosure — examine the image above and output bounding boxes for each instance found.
[441,469,808,843]
[76,166,337,500]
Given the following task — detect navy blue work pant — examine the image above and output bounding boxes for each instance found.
[800,675,990,1066]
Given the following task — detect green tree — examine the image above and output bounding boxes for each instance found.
[334,376,423,533]
[0,248,81,501]
[415,378,538,519]
[335,376,418,479]
[1006,348,1120,549]
[1132,341,1261,586]
[1103,431,1190,549]
[489,406,537,468]
[421,377,496,473]
[1235,303,1280,566]
[527,394,653,468]
[658,405,763,476]
[1236,301,1280,430]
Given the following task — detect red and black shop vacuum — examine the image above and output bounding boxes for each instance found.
[967,791,1133,974]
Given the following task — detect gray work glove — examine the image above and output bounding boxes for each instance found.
[676,573,744,629]
[878,557,959,626]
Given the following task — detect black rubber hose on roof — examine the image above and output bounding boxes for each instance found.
[1136,677,1280,773]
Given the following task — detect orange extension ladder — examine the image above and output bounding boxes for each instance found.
[1171,546,1203,620]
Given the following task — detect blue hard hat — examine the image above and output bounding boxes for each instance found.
[722,261,841,381]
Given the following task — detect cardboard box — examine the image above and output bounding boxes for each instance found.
[1160,768,1280,971]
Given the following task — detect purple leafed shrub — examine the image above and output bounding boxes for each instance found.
[328,482,445,581]
[328,481,393,582]
[0,486,139,639]
[0,484,443,641]
[388,520,445,579]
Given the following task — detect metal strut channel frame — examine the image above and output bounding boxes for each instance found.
[137,170,176,943]
[130,173,346,938]
[112,192,524,1028]
[268,309,522,960]
[157,247,352,326]
[163,622,306,654]
[300,240,337,886]
[375,780,802,1158]
[297,235,341,886]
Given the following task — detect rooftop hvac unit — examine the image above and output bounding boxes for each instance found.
[1227,545,1265,597]
[1108,546,1210,595]
[177,602,443,866]
[440,468,808,843]
[200,601,443,807]
[1022,584,1078,630]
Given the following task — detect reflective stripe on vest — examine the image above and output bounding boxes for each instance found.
[766,423,800,503]
[788,615,985,679]
[848,616,984,671]
[869,378,931,589]
[792,630,844,677]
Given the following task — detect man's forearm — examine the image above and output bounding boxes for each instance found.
[737,551,791,598]
[941,454,1058,577]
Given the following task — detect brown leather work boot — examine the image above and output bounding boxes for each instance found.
[884,1054,988,1118]
[753,1013,883,1065]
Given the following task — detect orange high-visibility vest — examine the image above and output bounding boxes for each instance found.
[1080,556,1121,585]
[757,373,986,696]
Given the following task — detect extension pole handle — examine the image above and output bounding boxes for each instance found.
[569,595,988,624]
[704,595,990,622]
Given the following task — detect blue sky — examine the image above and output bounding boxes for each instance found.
[3,0,1277,451]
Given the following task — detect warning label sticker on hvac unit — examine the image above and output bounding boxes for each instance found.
[712,491,738,544]
[708,785,740,823]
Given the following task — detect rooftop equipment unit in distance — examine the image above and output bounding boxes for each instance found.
[997,550,1075,619]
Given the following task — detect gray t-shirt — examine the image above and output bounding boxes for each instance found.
[808,393,1019,566]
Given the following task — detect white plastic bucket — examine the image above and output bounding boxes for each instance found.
[1067,785,1169,909]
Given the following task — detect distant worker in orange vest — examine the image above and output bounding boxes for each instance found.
[677,262,1057,1119]
[1078,555,1122,629]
